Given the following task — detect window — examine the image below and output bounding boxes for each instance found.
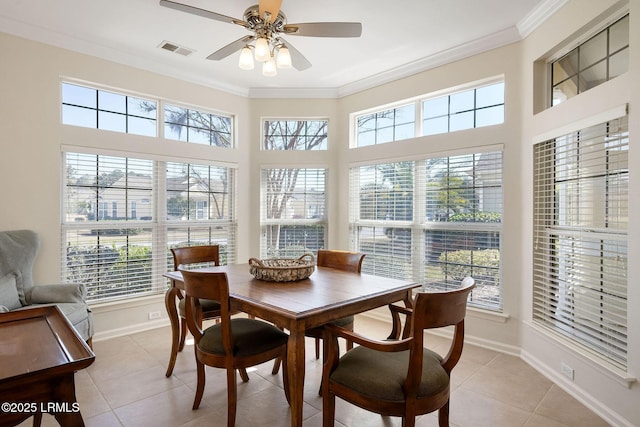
[533,115,628,368]
[164,104,232,147]
[353,79,504,147]
[260,168,327,258]
[551,14,629,106]
[350,151,503,310]
[63,152,236,302]
[422,82,504,135]
[356,104,415,147]
[62,83,157,137]
[263,119,328,150]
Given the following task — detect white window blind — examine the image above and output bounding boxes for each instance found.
[260,168,327,258]
[63,152,237,302]
[350,151,503,310]
[533,115,628,368]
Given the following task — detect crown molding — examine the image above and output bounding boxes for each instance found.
[0,0,567,100]
[517,0,569,38]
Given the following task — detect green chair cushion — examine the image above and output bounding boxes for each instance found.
[0,272,21,310]
[178,298,221,317]
[329,346,449,402]
[199,318,288,357]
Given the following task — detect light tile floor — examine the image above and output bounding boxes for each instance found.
[24,316,610,427]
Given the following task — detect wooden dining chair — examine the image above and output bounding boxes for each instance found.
[307,249,366,358]
[181,269,290,426]
[166,245,248,382]
[271,249,365,375]
[321,277,476,427]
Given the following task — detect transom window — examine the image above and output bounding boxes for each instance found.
[164,104,232,147]
[551,14,629,106]
[356,104,415,147]
[422,82,504,135]
[262,119,328,150]
[62,83,157,137]
[353,79,504,147]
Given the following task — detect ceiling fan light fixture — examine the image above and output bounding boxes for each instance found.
[262,57,277,76]
[276,46,292,69]
[238,46,255,70]
[254,37,271,62]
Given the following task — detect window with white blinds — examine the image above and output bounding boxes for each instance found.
[350,151,503,310]
[260,168,327,258]
[533,115,628,369]
[63,152,236,302]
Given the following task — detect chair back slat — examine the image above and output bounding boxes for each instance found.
[180,269,234,357]
[317,249,365,273]
[171,245,219,270]
[412,277,475,330]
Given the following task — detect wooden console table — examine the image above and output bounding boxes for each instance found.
[0,306,95,426]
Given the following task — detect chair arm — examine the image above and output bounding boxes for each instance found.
[28,283,87,304]
[324,323,412,353]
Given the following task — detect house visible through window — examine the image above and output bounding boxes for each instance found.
[350,150,503,311]
[63,152,237,302]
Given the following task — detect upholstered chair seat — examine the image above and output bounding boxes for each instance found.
[198,318,288,357]
[328,346,448,402]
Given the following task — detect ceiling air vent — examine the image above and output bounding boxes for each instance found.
[158,40,194,57]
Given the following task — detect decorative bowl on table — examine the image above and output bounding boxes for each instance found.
[248,254,315,282]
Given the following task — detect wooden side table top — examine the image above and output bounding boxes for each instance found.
[0,306,95,384]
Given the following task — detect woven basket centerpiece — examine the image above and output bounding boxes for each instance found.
[248,254,315,282]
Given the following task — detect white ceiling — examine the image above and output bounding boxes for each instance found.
[0,0,566,98]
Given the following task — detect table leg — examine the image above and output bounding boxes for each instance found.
[51,374,85,427]
[287,327,306,427]
[165,286,180,377]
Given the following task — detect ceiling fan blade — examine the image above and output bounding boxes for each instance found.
[206,35,255,60]
[283,22,362,37]
[159,0,248,28]
[258,0,282,23]
[280,40,312,71]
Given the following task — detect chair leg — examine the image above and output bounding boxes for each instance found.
[271,356,282,375]
[438,401,450,427]
[281,354,290,405]
[315,337,321,359]
[322,388,335,427]
[178,318,188,351]
[193,360,206,410]
[239,368,250,382]
[226,368,238,427]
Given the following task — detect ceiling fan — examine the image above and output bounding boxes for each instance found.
[159,0,362,74]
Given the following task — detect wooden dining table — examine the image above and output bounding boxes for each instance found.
[164,263,419,427]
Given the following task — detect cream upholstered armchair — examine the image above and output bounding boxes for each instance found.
[0,230,94,345]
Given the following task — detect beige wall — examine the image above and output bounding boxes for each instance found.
[1,0,638,423]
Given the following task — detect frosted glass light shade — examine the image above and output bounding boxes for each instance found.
[262,58,277,76]
[238,47,254,70]
[276,46,292,69]
[254,38,271,62]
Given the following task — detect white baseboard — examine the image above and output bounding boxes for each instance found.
[521,350,633,427]
[92,318,170,342]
